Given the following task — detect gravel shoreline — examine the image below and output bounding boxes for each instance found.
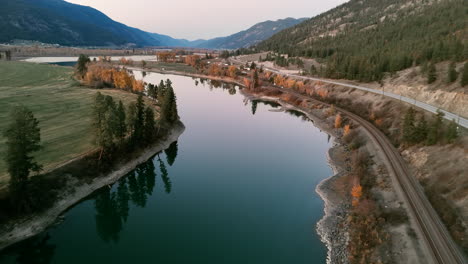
[0,121,185,251]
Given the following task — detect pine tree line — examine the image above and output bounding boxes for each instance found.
[401,108,458,146]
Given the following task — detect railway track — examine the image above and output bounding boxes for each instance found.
[337,106,466,264]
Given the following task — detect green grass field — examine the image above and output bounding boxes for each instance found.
[0,61,143,189]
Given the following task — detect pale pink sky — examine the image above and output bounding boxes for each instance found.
[65,0,348,40]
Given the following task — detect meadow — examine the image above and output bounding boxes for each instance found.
[0,61,142,189]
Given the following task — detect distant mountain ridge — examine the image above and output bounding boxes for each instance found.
[193,17,308,49]
[0,0,306,49]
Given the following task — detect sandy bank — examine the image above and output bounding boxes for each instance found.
[0,121,185,251]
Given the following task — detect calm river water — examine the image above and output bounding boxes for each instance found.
[1,70,333,264]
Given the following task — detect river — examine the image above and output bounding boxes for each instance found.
[0,69,333,264]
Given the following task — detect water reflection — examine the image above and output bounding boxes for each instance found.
[251,101,258,115]
[93,150,176,243]
[95,188,123,243]
[14,234,55,264]
[195,78,238,96]
[164,141,179,166]
[158,155,171,194]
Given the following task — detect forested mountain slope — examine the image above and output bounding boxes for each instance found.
[0,0,162,46]
[257,0,467,82]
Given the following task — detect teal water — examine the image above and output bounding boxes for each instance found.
[0,71,332,264]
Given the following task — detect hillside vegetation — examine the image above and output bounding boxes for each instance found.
[257,0,467,82]
[0,61,141,189]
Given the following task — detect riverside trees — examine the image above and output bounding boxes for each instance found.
[159,80,179,125]
[3,106,42,212]
[92,79,179,160]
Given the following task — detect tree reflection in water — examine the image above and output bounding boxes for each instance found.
[93,145,178,243]
[251,100,258,115]
[164,141,178,166]
[158,155,171,194]
[14,234,55,264]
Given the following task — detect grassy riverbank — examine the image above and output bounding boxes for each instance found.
[0,61,145,190]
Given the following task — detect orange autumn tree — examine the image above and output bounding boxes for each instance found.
[157,52,176,62]
[185,55,201,67]
[344,124,351,136]
[132,79,145,93]
[317,88,328,99]
[208,64,222,76]
[228,65,239,79]
[335,114,342,128]
[243,78,252,89]
[286,79,296,89]
[274,75,285,87]
[351,184,363,207]
[114,70,133,90]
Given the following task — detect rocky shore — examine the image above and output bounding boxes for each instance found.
[0,121,185,251]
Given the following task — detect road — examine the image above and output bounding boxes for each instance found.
[230,58,468,129]
[266,86,467,263]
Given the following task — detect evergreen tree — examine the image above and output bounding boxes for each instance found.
[134,95,146,142]
[447,61,457,83]
[76,54,90,78]
[147,83,158,101]
[445,119,458,143]
[160,80,179,124]
[402,107,416,144]
[157,80,166,102]
[92,93,108,151]
[427,62,437,84]
[143,107,156,143]
[414,115,428,143]
[427,110,444,145]
[3,106,42,212]
[116,101,127,142]
[461,62,468,87]
[126,102,137,138]
[253,70,259,89]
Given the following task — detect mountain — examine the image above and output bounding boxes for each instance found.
[0,0,307,49]
[257,0,467,82]
[0,0,162,46]
[196,18,308,49]
[147,33,207,48]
